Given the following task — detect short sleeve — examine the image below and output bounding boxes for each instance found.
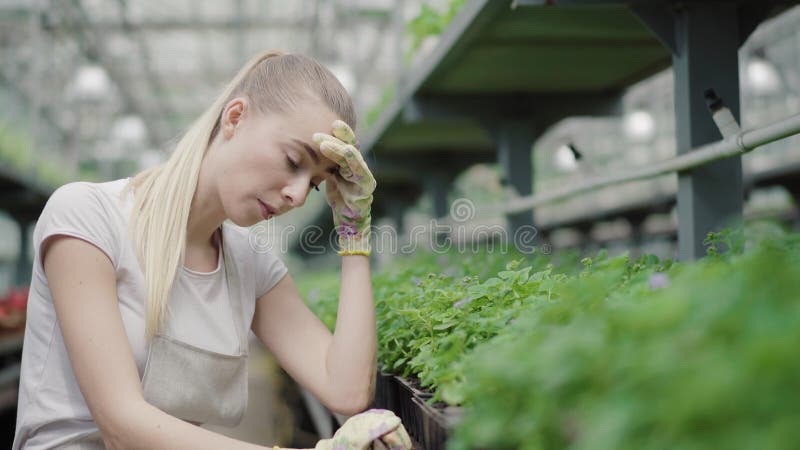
[34,182,120,272]
[255,249,289,299]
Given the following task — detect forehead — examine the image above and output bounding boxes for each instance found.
[281,100,342,135]
[277,102,342,166]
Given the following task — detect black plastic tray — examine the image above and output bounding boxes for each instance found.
[372,371,462,450]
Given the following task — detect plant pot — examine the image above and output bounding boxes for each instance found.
[379,373,465,449]
[394,375,427,444]
[372,371,398,413]
[412,396,447,450]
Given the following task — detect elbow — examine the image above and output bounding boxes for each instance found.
[329,387,374,416]
[324,360,378,416]
[331,396,373,417]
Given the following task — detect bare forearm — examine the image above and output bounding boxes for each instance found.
[325,254,377,411]
[111,400,282,450]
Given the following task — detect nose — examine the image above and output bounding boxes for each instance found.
[282,178,310,208]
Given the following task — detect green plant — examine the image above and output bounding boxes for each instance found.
[447,230,800,450]
[300,226,800,449]
[301,246,664,404]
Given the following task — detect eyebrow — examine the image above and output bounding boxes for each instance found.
[292,138,338,172]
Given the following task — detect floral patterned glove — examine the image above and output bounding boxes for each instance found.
[313,120,376,256]
[313,409,413,450]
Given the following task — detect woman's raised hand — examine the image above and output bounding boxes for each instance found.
[313,120,376,256]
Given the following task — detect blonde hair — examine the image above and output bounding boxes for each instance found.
[125,50,356,340]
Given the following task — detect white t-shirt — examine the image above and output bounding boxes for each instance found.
[13,178,289,449]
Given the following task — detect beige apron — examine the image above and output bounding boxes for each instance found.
[55,226,249,449]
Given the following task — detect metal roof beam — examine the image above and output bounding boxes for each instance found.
[630,2,677,53]
[402,92,622,125]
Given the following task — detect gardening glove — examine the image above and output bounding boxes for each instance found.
[313,409,413,450]
[313,120,376,256]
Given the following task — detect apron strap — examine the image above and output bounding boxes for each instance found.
[220,224,249,356]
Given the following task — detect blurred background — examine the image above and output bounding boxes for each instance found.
[1,0,799,447]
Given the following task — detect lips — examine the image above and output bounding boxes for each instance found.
[258,199,278,220]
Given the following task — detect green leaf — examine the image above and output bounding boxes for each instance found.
[433,321,458,331]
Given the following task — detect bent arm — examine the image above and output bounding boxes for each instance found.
[252,255,376,417]
[44,236,285,450]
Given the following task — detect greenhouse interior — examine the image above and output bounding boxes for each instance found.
[1,0,800,449]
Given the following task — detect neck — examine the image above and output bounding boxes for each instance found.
[186,159,226,249]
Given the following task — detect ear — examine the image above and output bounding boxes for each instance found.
[220,97,249,139]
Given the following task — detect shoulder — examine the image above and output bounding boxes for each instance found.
[45,179,129,213]
[35,179,129,269]
[48,181,101,204]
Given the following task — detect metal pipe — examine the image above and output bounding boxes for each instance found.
[493,112,800,217]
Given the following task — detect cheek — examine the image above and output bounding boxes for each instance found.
[235,150,289,188]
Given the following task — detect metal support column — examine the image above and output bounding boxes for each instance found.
[636,3,744,260]
[675,4,743,260]
[493,121,536,250]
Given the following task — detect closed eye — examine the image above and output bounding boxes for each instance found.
[286,156,299,170]
[286,156,320,192]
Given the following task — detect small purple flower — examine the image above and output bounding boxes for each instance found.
[648,272,670,290]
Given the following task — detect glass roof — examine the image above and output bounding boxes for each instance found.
[0,0,440,178]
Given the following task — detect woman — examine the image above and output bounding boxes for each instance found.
[13,51,411,449]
